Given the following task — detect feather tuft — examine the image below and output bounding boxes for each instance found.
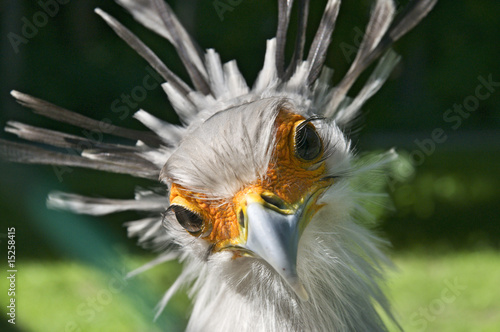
[47,191,167,215]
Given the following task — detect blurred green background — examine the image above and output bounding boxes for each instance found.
[0,0,499,331]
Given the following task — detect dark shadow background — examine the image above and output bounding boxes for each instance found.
[0,0,499,330]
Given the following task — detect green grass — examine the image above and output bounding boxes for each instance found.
[1,259,189,331]
[386,250,500,332]
[2,251,499,331]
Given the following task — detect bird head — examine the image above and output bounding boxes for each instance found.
[160,98,349,300]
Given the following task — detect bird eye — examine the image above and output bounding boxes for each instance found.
[169,205,203,234]
[294,122,322,161]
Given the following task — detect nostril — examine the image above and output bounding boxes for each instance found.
[238,209,245,228]
[261,193,287,210]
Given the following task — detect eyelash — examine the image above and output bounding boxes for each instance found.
[296,116,326,132]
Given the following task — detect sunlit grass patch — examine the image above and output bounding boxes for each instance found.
[3,251,499,331]
[386,250,500,332]
[1,258,189,332]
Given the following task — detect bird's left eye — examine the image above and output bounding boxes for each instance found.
[169,205,204,234]
[294,122,322,161]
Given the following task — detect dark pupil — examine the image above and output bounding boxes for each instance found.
[295,124,321,161]
[170,205,203,233]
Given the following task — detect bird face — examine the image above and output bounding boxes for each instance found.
[161,98,344,300]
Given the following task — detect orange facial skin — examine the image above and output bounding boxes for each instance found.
[169,109,329,251]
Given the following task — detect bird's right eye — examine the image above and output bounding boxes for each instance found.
[169,205,204,234]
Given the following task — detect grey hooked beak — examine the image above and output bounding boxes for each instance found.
[240,193,309,301]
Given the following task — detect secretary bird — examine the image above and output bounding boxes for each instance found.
[0,0,436,330]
